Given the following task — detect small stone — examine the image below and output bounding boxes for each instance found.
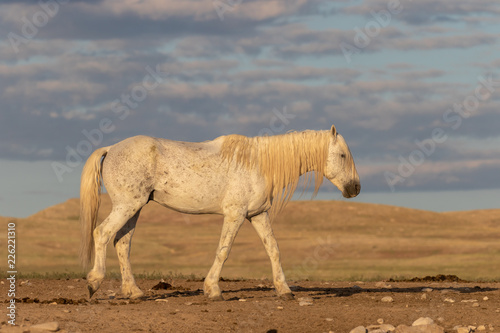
[381,296,394,303]
[455,327,470,333]
[184,302,193,305]
[367,325,381,330]
[298,297,314,306]
[380,324,396,332]
[325,318,333,322]
[349,326,367,333]
[413,317,434,326]
[376,282,392,288]
[444,298,455,303]
[421,288,433,292]
[277,306,284,310]
[298,296,313,302]
[472,302,480,307]
[421,294,427,300]
[238,298,247,302]
[62,310,70,313]
[461,299,478,303]
[395,324,444,333]
[377,318,384,324]
[483,296,489,301]
[49,302,57,305]
[67,286,75,289]
[155,299,168,302]
[477,325,486,331]
[440,289,455,294]
[30,322,59,332]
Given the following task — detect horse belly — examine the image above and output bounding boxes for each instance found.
[152,185,223,214]
[153,165,226,214]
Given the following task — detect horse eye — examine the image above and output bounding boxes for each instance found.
[341,154,346,158]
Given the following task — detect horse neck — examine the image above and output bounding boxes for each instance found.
[292,130,329,176]
[255,130,329,186]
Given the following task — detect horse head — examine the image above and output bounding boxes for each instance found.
[324,124,361,198]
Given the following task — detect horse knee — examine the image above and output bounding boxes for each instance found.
[216,246,230,262]
[94,225,113,246]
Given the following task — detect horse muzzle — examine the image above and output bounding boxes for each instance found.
[342,181,361,198]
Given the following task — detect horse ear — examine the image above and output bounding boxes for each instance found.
[330,124,337,138]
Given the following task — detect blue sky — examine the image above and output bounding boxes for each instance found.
[1,0,499,217]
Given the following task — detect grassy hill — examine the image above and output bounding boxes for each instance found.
[2,196,500,281]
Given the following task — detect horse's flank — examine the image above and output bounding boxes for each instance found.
[220,130,331,220]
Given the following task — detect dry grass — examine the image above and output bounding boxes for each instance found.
[1,195,500,281]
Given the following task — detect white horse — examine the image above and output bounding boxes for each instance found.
[80,124,360,300]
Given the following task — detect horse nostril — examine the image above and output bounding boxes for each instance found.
[355,183,361,195]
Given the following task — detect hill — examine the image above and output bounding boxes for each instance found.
[2,196,500,280]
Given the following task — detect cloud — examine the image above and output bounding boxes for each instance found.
[340,0,500,25]
[387,33,497,51]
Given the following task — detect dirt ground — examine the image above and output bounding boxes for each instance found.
[2,277,500,333]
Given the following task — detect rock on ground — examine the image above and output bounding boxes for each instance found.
[395,324,444,333]
[412,317,434,326]
[349,326,367,333]
[30,322,60,332]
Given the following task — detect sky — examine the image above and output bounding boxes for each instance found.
[0,0,499,217]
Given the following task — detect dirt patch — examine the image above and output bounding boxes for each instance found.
[388,274,469,283]
[2,278,500,333]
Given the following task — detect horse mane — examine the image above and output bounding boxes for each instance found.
[220,130,331,220]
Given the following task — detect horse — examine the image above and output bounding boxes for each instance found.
[80,124,360,300]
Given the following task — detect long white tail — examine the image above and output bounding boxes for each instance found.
[79,146,110,268]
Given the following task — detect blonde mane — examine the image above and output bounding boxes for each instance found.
[220,130,331,220]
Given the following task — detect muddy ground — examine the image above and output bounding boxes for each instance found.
[1,277,500,333]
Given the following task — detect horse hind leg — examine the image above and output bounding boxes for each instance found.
[87,203,144,298]
[114,209,143,299]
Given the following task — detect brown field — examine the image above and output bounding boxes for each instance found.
[1,197,500,332]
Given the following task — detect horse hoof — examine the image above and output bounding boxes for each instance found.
[208,294,224,301]
[130,290,145,299]
[279,292,295,301]
[88,285,98,299]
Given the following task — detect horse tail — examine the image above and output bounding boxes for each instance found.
[79,146,111,268]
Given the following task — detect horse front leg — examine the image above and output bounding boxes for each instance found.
[250,212,294,300]
[114,210,143,299]
[204,212,245,301]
